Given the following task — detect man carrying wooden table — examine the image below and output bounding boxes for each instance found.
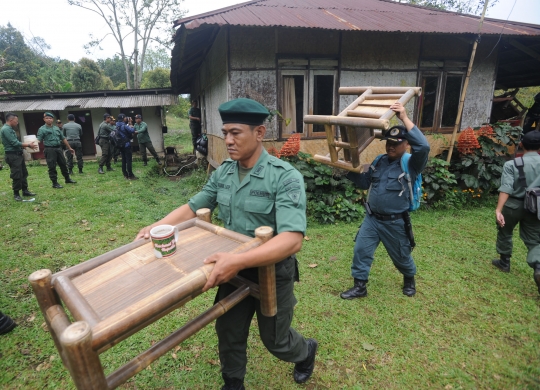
[136,98,317,389]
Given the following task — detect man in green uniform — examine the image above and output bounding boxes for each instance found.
[97,113,115,174]
[1,112,38,201]
[136,98,317,389]
[63,114,84,174]
[188,100,202,155]
[134,114,161,166]
[493,130,540,294]
[36,112,77,189]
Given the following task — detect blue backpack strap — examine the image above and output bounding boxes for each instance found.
[367,154,384,204]
[400,153,413,200]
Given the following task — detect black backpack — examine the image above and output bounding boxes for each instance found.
[109,126,128,148]
[514,157,540,219]
[196,134,208,156]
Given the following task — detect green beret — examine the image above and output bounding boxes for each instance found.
[218,98,270,126]
[44,112,55,118]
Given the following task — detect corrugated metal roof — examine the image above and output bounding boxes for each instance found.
[176,0,540,36]
[0,94,178,112]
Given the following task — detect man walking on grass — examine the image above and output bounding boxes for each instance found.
[1,112,38,201]
[63,114,84,174]
[134,114,161,166]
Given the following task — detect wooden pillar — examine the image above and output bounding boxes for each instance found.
[196,208,212,223]
[60,321,108,390]
[255,226,277,317]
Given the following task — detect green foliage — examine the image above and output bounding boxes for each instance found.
[98,55,134,87]
[141,67,171,89]
[167,96,191,119]
[284,152,364,223]
[144,47,171,71]
[114,82,127,90]
[422,158,457,203]
[100,75,114,90]
[71,57,104,92]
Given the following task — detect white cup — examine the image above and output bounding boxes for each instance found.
[149,225,179,258]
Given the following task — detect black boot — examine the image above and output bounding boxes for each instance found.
[492,254,511,272]
[403,276,416,297]
[98,166,105,174]
[533,263,540,295]
[68,168,73,175]
[52,182,63,189]
[340,278,367,299]
[293,338,318,384]
[65,178,77,184]
[0,312,17,335]
[14,191,22,201]
[79,168,83,174]
[106,166,115,171]
[143,161,148,166]
[22,190,36,196]
[221,374,245,390]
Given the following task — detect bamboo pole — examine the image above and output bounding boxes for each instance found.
[60,321,108,390]
[195,219,252,243]
[447,0,490,163]
[346,126,360,168]
[347,110,382,119]
[196,208,211,223]
[312,155,364,172]
[339,87,421,95]
[106,285,251,389]
[54,276,101,328]
[255,227,277,317]
[380,88,419,121]
[324,124,339,163]
[304,115,389,130]
[337,88,372,117]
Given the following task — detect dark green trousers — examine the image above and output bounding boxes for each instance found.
[496,199,540,267]
[190,123,201,152]
[67,140,83,170]
[4,153,28,192]
[44,147,69,183]
[215,256,308,380]
[139,141,159,163]
[98,138,113,168]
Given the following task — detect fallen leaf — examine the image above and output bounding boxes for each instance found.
[304,236,310,241]
[207,359,219,366]
[41,322,49,332]
[174,346,181,352]
[109,238,116,241]
[346,368,353,375]
[493,374,501,380]
[183,367,192,371]
[27,314,36,322]
[85,228,91,231]
[308,264,318,268]
[28,229,33,232]
[329,256,337,261]
[50,355,55,362]
[82,220,87,223]
[171,353,177,359]
[362,343,375,351]
[60,266,67,271]
[21,349,30,355]
[493,353,501,359]
[445,385,453,390]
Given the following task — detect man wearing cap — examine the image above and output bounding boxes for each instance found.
[188,100,202,154]
[36,112,77,189]
[116,114,137,180]
[97,114,115,174]
[493,130,540,295]
[134,114,161,166]
[63,114,84,174]
[135,98,317,389]
[1,112,38,201]
[341,102,430,299]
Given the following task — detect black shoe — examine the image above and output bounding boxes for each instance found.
[52,182,63,189]
[0,312,17,335]
[403,276,416,297]
[221,374,245,390]
[492,255,511,273]
[127,175,139,180]
[534,263,540,295]
[65,178,77,184]
[340,278,367,299]
[22,190,36,196]
[294,338,318,384]
[143,161,148,166]
[98,167,105,174]
[68,169,73,175]
[79,168,83,174]
[14,194,23,201]
[106,167,115,171]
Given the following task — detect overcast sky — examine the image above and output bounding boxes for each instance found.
[4,0,539,62]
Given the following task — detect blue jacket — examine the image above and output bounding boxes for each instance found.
[348,125,430,214]
[116,121,135,148]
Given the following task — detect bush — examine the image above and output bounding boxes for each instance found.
[422,157,457,203]
[167,96,191,119]
[283,152,365,224]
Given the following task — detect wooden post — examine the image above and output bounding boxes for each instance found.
[196,208,212,223]
[324,124,339,163]
[54,276,101,327]
[60,321,108,390]
[255,226,277,317]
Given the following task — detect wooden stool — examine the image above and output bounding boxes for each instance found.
[29,209,277,389]
[304,86,422,172]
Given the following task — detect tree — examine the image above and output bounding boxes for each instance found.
[144,47,170,71]
[71,57,106,91]
[68,0,185,89]
[98,55,134,86]
[395,0,498,15]
[0,52,25,93]
[141,67,170,89]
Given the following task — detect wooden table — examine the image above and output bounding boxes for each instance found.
[29,209,276,390]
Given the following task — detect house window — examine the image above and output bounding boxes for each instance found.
[279,60,337,138]
[418,71,464,133]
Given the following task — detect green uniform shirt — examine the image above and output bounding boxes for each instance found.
[189,149,306,238]
[188,107,201,125]
[499,152,540,207]
[98,121,114,138]
[134,121,151,144]
[1,124,23,152]
[37,124,65,147]
[63,121,83,141]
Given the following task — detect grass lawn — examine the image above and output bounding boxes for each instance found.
[1,123,539,389]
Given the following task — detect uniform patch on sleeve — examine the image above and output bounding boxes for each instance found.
[283,178,299,186]
[287,189,301,204]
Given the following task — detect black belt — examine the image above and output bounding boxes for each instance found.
[5,151,23,155]
[67,139,80,142]
[44,145,61,148]
[372,212,404,221]
[510,196,524,200]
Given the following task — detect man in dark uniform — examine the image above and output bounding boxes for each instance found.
[36,112,77,189]
[493,130,540,295]
[134,114,161,166]
[523,93,540,134]
[1,112,38,201]
[116,114,137,180]
[188,100,202,155]
[63,114,84,174]
[341,102,430,299]
[136,98,317,389]
[97,114,115,174]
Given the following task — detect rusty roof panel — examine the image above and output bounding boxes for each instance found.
[176,0,540,36]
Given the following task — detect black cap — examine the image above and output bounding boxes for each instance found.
[135,114,142,119]
[382,125,408,143]
[67,114,75,121]
[218,98,270,126]
[117,113,126,121]
[522,130,540,149]
[103,113,111,120]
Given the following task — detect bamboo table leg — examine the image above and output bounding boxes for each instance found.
[255,227,277,317]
